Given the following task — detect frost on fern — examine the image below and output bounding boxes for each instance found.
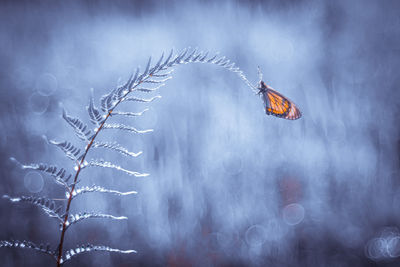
[92,141,143,158]
[66,185,137,199]
[9,157,72,189]
[60,244,136,265]
[3,195,63,223]
[1,47,257,266]
[65,212,128,229]
[1,240,56,259]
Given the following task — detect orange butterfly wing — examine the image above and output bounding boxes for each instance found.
[262,87,302,120]
[264,89,290,117]
[284,101,302,120]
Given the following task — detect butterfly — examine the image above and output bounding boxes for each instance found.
[253,67,301,120]
[257,81,301,120]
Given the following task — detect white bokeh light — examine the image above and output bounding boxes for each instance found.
[35,73,58,96]
[282,203,305,226]
[23,171,44,193]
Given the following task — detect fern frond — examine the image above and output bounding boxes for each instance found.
[61,244,136,264]
[198,51,209,61]
[191,52,203,62]
[0,240,55,259]
[218,59,231,67]
[65,212,127,229]
[87,88,104,126]
[150,52,164,74]
[66,185,137,199]
[213,56,225,65]
[44,137,82,162]
[177,47,191,62]
[114,76,130,99]
[142,77,172,84]
[135,87,159,93]
[111,109,148,117]
[206,54,218,63]
[88,159,149,177]
[123,95,161,103]
[62,108,93,142]
[151,69,174,78]
[3,195,63,222]
[92,141,142,158]
[103,123,153,134]
[100,88,118,112]
[127,68,140,90]
[157,48,257,93]
[115,68,142,99]
[135,83,166,92]
[167,48,185,67]
[182,49,193,62]
[10,157,71,190]
[100,71,144,111]
[143,56,152,77]
[115,88,129,101]
[137,48,256,93]
[225,62,236,69]
[184,48,198,62]
[159,49,174,69]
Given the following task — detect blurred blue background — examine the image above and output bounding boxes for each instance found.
[0,0,400,266]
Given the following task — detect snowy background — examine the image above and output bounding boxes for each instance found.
[0,0,400,266]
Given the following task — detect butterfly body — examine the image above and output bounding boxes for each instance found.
[258,81,301,120]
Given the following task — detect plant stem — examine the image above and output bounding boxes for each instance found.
[55,82,142,266]
[56,109,111,266]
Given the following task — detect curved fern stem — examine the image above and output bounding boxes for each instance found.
[56,109,112,265]
[56,48,253,266]
[56,66,158,266]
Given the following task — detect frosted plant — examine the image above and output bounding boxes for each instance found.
[0,48,258,266]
